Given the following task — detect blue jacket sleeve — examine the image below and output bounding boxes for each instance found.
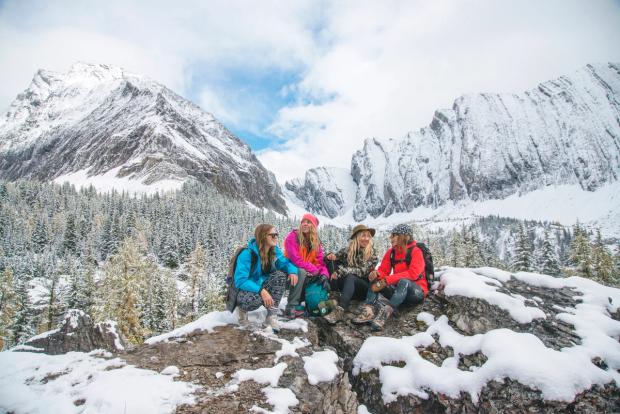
[275,246,298,275]
[234,249,262,293]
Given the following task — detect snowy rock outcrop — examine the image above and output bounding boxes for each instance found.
[285,167,356,218]
[318,267,620,413]
[21,309,125,354]
[0,62,286,213]
[289,63,620,220]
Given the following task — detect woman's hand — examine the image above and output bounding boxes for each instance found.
[330,272,339,280]
[368,270,378,282]
[326,253,336,261]
[260,289,274,308]
[288,273,298,287]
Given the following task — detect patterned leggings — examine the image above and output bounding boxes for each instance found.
[236,270,288,311]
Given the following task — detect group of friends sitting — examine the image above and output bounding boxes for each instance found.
[229,212,429,332]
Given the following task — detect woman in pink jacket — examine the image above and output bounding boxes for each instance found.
[283,213,330,318]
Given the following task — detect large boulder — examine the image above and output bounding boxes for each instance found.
[22,309,125,354]
[121,315,358,414]
[316,268,620,413]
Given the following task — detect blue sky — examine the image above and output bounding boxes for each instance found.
[1,0,620,181]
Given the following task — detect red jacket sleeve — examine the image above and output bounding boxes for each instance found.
[377,249,392,279]
[385,247,425,286]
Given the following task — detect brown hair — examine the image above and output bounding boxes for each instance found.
[255,224,276,273]
[393,234,411,253]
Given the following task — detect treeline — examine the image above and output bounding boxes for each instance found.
[0,180,618,349]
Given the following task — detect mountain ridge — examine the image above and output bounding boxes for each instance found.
[0,62,287,213]
[287,62,620,222]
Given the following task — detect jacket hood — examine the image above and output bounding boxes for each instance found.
[247,238,259,254]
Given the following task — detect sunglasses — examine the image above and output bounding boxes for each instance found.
[267,233,279,238]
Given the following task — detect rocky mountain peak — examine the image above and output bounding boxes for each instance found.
[0,63,287,213]
[287,62,620,221]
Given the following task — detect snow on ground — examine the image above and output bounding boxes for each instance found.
[303,350,339,385]
[145,311,236,344]
[0,349,198,414]
[353,267,620,404]
[53,166,184,195]
[285,181,620,237]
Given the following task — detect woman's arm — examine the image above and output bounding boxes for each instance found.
[284,231,320,274]
[233,248,262,293]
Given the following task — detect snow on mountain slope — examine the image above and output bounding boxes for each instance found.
[0,62,286,213]
[286,63,620,230]
[287,180,620,238]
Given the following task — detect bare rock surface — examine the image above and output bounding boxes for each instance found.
[121,322,358,414]
[22,309,124,354]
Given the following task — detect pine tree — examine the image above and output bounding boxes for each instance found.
[540,230,561,276]
[448,230,462,267]
[569,223,592,278]
[62,214,78,255]
[186,242,206,320]
[0,267,17,350]
[512,224,532,272]
[99,237,149,345]
[31,217,49,253]
[11,278,36,345]
[592,229,616,286]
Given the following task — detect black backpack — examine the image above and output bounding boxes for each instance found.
[389,242,435,289]
[225,246,258,312]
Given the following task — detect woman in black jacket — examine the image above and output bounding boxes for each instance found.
[324,224,378,323]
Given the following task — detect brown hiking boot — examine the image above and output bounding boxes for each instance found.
[371,304,394,331]
[323,305,344,324]
[352,304,375,324]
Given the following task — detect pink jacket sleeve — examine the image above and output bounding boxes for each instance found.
[315,245,329,277]
[284,231,320,274]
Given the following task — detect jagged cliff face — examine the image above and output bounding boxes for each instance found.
[0,63,287,214]
[287,63,620,220]
[285,167,356,218]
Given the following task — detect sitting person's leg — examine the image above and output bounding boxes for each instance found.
[388,278,424,309]
[237,270,287,312]
[339,274,369,310]
[285,268,307,318]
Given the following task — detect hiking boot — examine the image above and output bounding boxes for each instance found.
[371,304,394,332]
[283,306,305,320]
[352,304,375,324]
[323,305,345,325]
[265,310,280,333]
[237,309,250,327]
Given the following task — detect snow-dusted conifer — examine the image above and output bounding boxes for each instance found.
[569,222,592,278]
[99,237,149,345]
[592,229,616,286]
[187,242,206,320]
[540,230,561,276]
[512,223,532,272]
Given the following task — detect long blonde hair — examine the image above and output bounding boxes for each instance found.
[347,231,374,265]
[255,224,276,273]
[297,222,319,252]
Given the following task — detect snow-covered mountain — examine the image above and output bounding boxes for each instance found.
[0,62,287,213]
[287,63,620,223]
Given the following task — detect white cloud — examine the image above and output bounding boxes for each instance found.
[259,0,620,182]
[1,0,619,184]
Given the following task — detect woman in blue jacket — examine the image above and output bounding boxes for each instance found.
[234,223,299,331]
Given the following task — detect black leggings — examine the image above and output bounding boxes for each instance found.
[336,274,370,310]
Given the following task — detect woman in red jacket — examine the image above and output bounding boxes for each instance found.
[353,223,427,331]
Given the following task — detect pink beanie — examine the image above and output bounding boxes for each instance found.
[301,213,319,228]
